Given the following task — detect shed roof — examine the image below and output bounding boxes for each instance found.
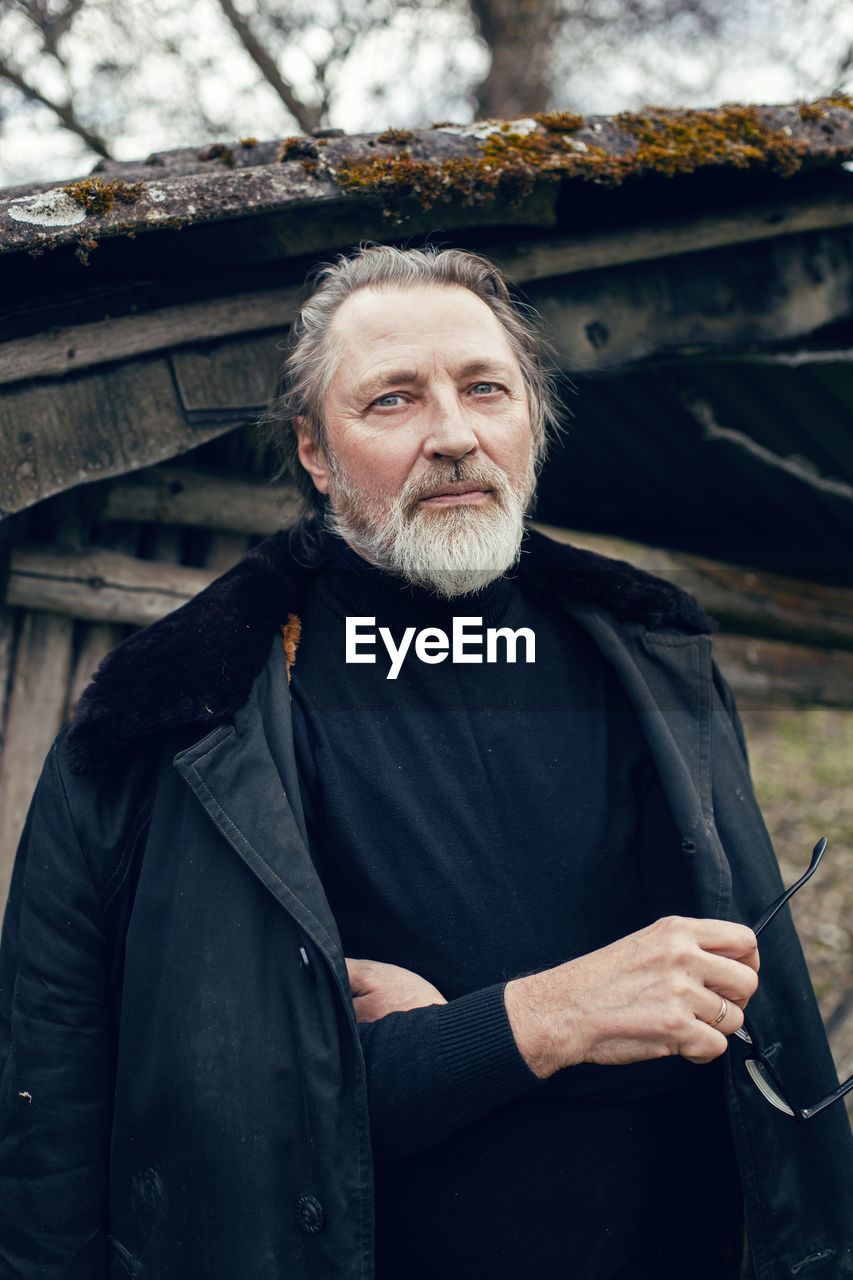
[2,98,853,577]
[3,99,853,265]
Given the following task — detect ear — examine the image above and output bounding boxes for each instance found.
[294,417,331,495]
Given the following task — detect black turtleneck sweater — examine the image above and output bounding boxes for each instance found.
[289,539,734,1280]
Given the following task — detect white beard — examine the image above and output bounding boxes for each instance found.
[324,454,537,598]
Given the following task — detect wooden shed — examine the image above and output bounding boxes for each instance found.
[2,98,853,918]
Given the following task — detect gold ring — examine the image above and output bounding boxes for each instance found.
[712,997,728,1025]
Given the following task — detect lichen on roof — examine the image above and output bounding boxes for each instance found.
[331,99,852,220]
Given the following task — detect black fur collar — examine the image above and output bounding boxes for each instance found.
[66,526,712,774]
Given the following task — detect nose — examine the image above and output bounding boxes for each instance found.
[422,391,478,462]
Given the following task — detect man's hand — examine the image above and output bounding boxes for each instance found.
[346,957,448,1023]
[504,916,760,1079]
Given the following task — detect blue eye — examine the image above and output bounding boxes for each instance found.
[471,382,499,395]
[374,393,404,408]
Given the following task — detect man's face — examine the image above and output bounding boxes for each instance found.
[296,284,537,596]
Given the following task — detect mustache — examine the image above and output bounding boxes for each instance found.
[400,460,510,512]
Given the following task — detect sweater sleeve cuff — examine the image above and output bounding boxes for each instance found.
[437,982,542,1113]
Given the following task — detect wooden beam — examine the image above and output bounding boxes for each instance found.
[5,547,215,628]
[0,286,300,387]
[0,606,15,743]
[65,622,125,721]
[0,611,74,907]
[534,524,853,652]
[101,466,300,535]
[526,230,853,372]
[0,356,239,519]
[204,532,253,574]
[492,193,853,286]
[713,634,853,709]
[675,348,853,368]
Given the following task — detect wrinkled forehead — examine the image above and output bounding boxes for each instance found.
[325,284,521,386]
[336,282,514,340]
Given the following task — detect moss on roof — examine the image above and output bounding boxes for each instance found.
[63,176,146,215]
[333,100,851,219]
[3,97,851,259]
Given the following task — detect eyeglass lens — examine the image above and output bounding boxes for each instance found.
[744,1059,796,1116]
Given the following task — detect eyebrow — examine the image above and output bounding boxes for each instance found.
[357,369,419,400]
[456,359,518,382]
[357,359,518,401]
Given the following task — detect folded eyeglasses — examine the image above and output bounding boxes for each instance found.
[735,838,853,1121]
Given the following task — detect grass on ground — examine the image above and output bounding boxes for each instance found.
[739,704,853,1110]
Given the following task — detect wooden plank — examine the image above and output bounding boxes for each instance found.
[0,606,16,744]
[101,466,300,535]
[58,534,248,737]
[6,547,215,628]
[65,622,124,721]
[526,228,853,371]
[534,524,853,652]
[493,194,853,287]
[204,533,252,574]
[713,634,853,709]
[0,356,235,519]
[0,288,299,387]
[146,524,184,566]
[170,332,283,415]
[0,611,74,909]
[62,517,143,718]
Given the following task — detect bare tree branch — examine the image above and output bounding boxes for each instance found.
[0,56,112,158]
[30,0,88,58]
[215,0,323,134]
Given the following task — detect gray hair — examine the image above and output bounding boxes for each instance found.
[262,244,558,511]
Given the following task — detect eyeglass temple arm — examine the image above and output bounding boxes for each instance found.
[802,1072,853,1120]
[751,838,827,937]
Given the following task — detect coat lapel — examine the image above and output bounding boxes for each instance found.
[173,642,347,982]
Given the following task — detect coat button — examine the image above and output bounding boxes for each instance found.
[295,1193,326,1234]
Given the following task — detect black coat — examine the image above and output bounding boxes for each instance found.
[1,529,851,1279]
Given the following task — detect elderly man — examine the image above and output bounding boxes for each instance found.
[0,246,850,1280]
